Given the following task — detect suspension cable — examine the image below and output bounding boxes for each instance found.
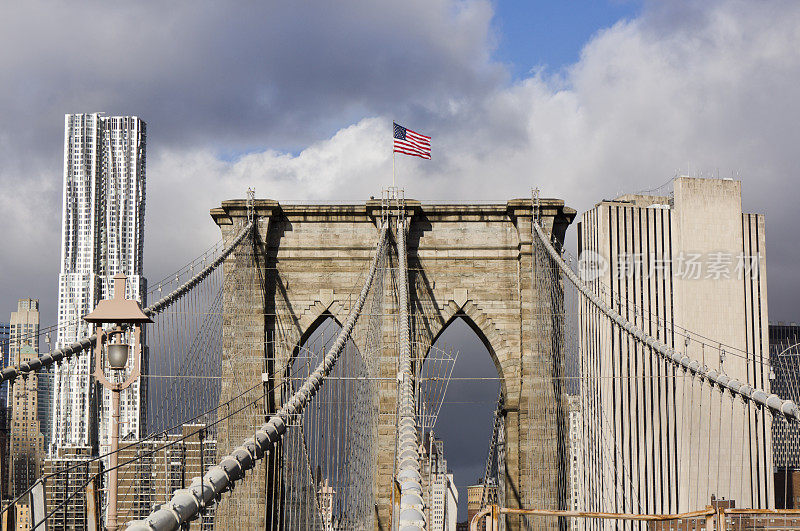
[395,212,427,531]
[0,221,254,385]
[4,351,296,523]
[29,375,288,529]
[532,220,800,422]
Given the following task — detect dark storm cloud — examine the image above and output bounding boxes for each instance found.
[429,318,500,517]
[0,0,501,162]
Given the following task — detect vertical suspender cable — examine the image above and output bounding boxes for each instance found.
[480,393,503,509]
[0,222,254,387]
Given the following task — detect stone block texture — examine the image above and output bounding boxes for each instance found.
[211,198,575,530]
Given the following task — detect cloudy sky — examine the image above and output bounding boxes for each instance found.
[2,0,800,517]
[3,0,799,327]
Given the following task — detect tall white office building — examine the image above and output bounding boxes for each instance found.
[577,177,772,519]
[52,113,147,454]
[430,473,457,531]
[424,435,458,531]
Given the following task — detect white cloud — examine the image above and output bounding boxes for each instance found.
[0,0,500,321]
[143,118,392,276]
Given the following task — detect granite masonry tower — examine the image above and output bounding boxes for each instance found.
[211,197,575,529]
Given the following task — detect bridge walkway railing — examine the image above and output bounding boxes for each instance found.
[472,505,800,531]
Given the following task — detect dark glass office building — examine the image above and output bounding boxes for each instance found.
[770,322,800,508]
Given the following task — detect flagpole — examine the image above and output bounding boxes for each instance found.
[392,120,396,188]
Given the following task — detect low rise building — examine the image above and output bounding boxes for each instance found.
[43,446,100,530]
[42,424,215,529]
[466,481,497,531]
[116,424,216,529]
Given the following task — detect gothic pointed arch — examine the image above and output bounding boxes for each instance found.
[426,299,511,397]
[291,309,344,365]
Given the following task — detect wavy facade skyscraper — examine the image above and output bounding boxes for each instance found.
[51,113,147,455]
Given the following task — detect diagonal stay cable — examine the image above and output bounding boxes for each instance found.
[0,221,253,385]
[532,220,800,422]
[126,222,389,531]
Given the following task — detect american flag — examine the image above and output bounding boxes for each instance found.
[393,122,431,159]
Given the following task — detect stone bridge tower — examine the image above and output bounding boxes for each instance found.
[211,197,575,529]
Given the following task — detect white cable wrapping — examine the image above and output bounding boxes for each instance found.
[396,219,427,530]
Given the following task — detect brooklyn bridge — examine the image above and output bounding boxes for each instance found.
[1,186,794,530]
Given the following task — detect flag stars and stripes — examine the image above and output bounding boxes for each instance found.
[393,122,431,160]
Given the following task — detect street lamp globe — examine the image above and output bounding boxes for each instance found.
[107,343,130,370]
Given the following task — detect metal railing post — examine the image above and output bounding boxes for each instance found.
[490,504,500,531]
[705,506,714,530]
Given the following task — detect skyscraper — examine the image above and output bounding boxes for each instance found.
[567,395,583,531]
[0,323,9,408]
[769,322,800,508]
[5,300,46,497]
[0,322,9,498]
[8,299,48,448]
[8,344,45,498]
[52,113,147,455]
[9,299,39,362]
[424,435,458,531]
[430,472,458,531]
[577,177,772,516]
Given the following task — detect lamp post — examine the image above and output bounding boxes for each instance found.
[84,273,152,531]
